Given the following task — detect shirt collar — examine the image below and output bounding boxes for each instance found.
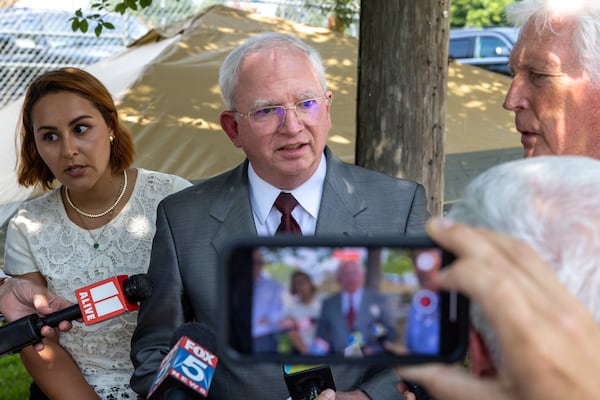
[248,153,326,224]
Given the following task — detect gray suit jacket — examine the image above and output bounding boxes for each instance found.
[316,289,397,355]
[131,147,429,399]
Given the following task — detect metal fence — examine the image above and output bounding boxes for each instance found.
[0,7,146,107]
[0,1,358,109]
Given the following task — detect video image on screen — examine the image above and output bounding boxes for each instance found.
[249,245,442,358]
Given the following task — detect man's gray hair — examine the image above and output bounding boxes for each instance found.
[218,32,328,110]
[506,0,600,86]
[448,155,600,366]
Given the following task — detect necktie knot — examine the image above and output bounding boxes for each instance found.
[274,192,298,215]
[274,192,302,235]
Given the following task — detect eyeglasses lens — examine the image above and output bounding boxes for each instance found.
[249,97,326,129]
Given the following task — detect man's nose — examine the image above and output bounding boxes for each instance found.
[280,106,304,132]
[503,77,527,111]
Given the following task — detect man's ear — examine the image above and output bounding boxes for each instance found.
[469,327,497,377]
[220,111,242,148]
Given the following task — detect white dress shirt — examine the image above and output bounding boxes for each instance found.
[248,153,326,236]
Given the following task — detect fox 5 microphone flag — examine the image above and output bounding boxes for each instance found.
[147,336,218,398]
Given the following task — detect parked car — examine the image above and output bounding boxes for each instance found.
[449,27,519,76]
[0,8,148,106]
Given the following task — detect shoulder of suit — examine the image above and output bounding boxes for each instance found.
[337,161,420,187]
[162,163,246,203]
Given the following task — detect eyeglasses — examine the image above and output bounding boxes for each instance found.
[235,96,330,130]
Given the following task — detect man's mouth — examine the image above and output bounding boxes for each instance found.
[279,143,304,151]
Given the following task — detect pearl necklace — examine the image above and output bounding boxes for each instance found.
[65,170,128,218]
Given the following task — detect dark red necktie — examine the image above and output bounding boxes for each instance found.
[274,192,302,235]
[347,295,355,330]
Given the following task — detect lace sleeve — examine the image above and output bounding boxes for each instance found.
[4,209,39,275]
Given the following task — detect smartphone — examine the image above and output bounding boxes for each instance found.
[218,235,469,366]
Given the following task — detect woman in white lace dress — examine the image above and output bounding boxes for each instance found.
[3,68,191,399]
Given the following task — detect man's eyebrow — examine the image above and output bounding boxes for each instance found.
[250,98,278,110]
[249,90,321,110]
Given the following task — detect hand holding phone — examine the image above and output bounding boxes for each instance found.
[218,235,469,366]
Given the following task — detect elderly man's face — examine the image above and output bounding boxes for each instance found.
[220,46,332,190]
[503,20,600,158]
[337,261,364,293]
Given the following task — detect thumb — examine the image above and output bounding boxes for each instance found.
[317,389,335,400]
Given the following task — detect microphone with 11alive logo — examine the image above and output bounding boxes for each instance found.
[0,274,152,358]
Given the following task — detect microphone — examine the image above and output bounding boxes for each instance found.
[147,322,219,399]
[309,337,330,355]
[370,322,388,344]
[0,274,152,358]
[283,364,336,400]
[343,331,364,357]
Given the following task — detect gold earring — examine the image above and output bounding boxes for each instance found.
[109,136,114,145]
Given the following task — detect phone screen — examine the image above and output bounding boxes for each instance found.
[219,235,469,366]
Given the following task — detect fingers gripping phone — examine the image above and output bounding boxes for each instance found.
[218,235,469,366]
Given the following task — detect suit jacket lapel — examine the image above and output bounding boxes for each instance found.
[210,161,257,254]
[316,147,367,235]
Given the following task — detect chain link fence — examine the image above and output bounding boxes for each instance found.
[0,1,357,109]
[0,7,147,107]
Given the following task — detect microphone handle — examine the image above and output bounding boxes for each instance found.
[0,314,44,357]
[306,385,320,400]
[165,388,195,399]
[41,304,82,327]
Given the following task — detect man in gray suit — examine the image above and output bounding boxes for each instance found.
[131,32,429,399]
[316,260,396,356]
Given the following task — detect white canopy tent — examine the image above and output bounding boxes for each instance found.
[0,5,520,226]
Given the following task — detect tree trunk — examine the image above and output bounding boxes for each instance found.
[357,1,450,216]
[364,248,382,291]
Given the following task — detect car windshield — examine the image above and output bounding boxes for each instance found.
[0,8,147,48]
[494,27,520,44]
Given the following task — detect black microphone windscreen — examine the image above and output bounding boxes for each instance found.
[123,274,153,303]
[169,322,218,354]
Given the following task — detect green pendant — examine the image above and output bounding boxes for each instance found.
[93,243,100,250]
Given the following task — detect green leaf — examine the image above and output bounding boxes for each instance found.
[80,19,89,33]
[129,3,139,11]
[103,21,115,30]
[70,18,80,32]
[95,24,103,37]
[114,3,127,14]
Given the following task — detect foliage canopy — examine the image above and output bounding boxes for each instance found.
[69,0,516,36]
[450,0,516,28]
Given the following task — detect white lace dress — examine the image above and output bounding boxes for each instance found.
[4,169,191,399]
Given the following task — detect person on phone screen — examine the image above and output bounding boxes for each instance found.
[315,259,396,356]
[252,249,285,353]
[279,270,325,355]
